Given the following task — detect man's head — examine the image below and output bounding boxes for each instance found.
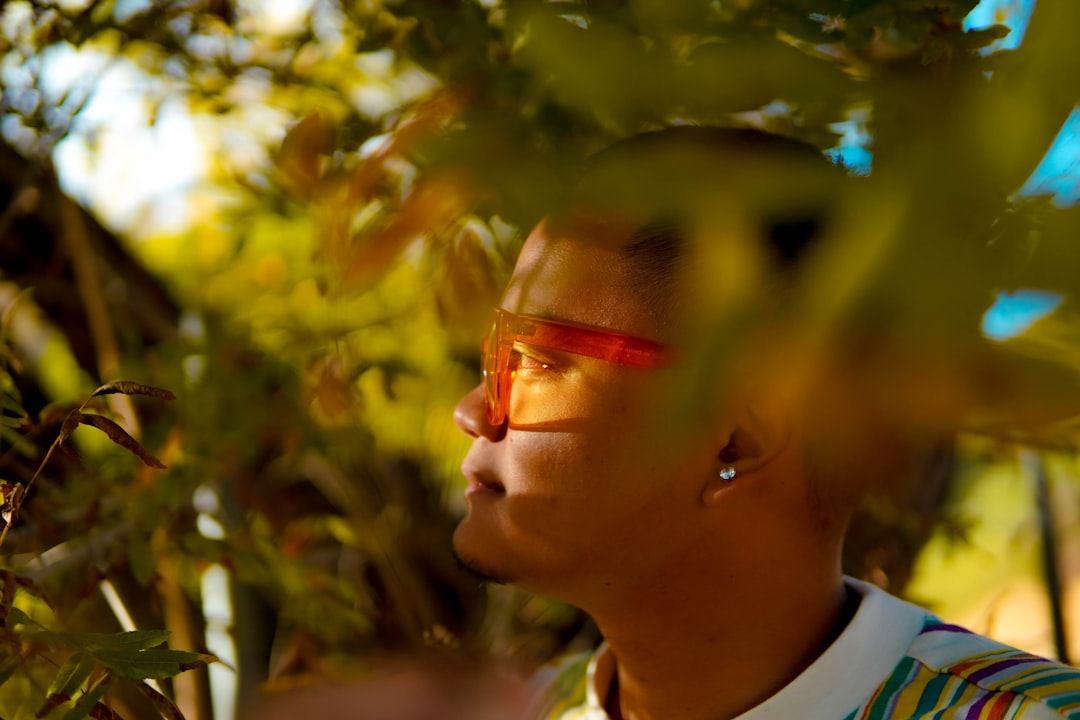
[452,127,860,609]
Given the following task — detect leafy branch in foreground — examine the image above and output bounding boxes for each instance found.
[0,380,218,719]
[0,583,219,720]
[0,380,175,550]
[32,629,218,719]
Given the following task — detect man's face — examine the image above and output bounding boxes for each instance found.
[451,218,718,602]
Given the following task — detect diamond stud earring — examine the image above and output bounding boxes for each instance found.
[718,467,736,481]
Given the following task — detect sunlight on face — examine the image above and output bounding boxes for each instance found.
[452,220,717,601]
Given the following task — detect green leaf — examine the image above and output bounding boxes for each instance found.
[32,629,172,654]
[46,652,96,702]
[4,605,43,629]
[95,648,217,682]
[28,630,215,685]
[58,676,112,720]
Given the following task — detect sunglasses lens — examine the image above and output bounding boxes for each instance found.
[476,309,668,428]
[482,319,502,425]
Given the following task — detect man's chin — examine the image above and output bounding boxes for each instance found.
[451,545,511,585]
[451,522,516,585]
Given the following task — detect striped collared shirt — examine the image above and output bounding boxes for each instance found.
[527,579,1080,719]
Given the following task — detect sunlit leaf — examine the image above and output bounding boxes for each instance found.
[4,605,40,629]
[57,676,113,720]
[45,653,95,707]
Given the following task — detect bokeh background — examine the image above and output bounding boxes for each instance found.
[2,0,1080,718]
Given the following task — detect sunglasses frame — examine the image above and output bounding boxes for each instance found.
[482,308,672,425]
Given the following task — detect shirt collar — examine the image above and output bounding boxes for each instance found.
[585,577,928,719]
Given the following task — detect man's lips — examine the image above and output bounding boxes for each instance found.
[464,469,505,495]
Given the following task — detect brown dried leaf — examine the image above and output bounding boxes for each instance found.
[58,442,83,460]
[341,173,471,290]
[341,88,464,207]
[276,112,335,200]
[7,571,55,610]
[135,681,187,720]
[59,411,84,446]
[91,382,176,402]
[179,653,223,672]
[34,691,71,718]
[0,480,24,525]
[88,700,126,720]
[381,88,464,166]
[77,415,167,469]
[435,222,503,339]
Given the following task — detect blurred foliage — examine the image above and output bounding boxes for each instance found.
[0,374,216,719]
[1,0,1080,716]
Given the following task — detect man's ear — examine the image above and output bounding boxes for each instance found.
[701,400,792,506]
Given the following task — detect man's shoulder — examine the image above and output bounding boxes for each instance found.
[898,620,1080,718]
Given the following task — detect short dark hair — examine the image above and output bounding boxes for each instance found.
[569,126,918,536]
[571,126,839,323]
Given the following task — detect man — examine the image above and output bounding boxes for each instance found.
[451,127,1080,720]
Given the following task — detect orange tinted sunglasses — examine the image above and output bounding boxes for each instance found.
[482,308,672,425]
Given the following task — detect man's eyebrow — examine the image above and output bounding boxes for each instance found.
[624,219,681,257]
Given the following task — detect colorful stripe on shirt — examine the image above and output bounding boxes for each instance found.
[532,618,1080,719]
[849,620,1080,719]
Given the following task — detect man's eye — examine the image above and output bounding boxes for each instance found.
[510,349,557,373]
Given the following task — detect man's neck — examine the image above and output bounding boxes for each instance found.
[591,566,853,720]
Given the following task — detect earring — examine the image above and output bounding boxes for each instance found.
[718,467,736,482]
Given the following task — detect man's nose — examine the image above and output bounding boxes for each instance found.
[454,385,507,442]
